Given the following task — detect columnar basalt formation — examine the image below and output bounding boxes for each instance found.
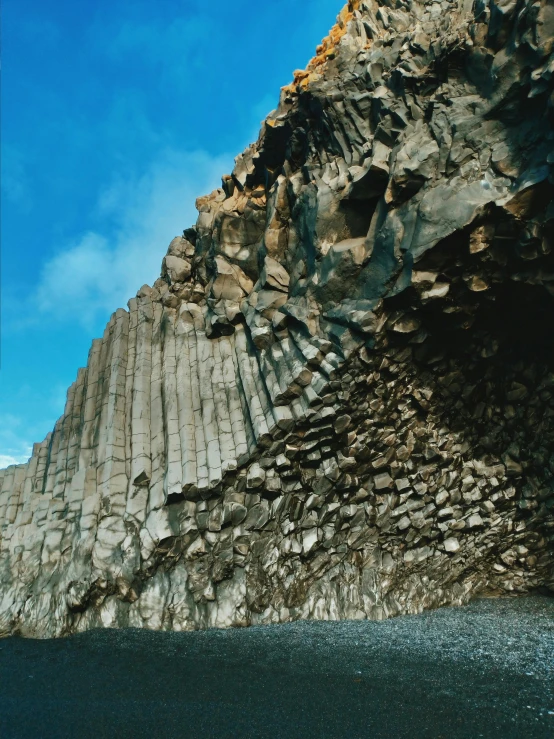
[1,0,554,637]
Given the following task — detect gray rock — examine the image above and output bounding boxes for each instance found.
[163,255,191,283]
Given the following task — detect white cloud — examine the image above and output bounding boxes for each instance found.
[0,454,29,469]
[34,148,232,327]
[0,415,34,469]
[3,147,234,467]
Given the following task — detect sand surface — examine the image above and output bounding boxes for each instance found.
[1,596,553,738]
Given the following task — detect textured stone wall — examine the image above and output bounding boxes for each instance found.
[1,0,554,637]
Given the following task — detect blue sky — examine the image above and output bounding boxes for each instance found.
[1,0,343,468]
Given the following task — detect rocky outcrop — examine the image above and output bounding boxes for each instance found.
[1,0,554,637]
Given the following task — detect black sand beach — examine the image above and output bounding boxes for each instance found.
[1,596,553,739]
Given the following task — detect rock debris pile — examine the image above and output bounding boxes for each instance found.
[1,0,554,636]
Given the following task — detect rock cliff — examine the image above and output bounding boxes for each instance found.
[1,0,554,637]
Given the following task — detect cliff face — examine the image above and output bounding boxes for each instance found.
[2,0,554,638]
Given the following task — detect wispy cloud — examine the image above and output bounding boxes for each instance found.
[34,148,231,327]
[3,148,233,467]
[0,414,34,469]
[0,456,18,468]
[0,383,80,470]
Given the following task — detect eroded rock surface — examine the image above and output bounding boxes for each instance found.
[1,0,554,637]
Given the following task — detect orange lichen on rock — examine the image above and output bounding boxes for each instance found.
[282,1,363,94]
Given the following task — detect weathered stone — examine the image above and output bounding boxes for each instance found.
[374,472,393,490]
[444,538,461,553]
[334,414,352,435]
[467,514,484,529]
[163,255,191,283]
[246,463,266,490]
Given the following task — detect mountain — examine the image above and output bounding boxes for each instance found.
[1,0,553,637]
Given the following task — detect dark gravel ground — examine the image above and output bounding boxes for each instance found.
[1,595,553,739]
